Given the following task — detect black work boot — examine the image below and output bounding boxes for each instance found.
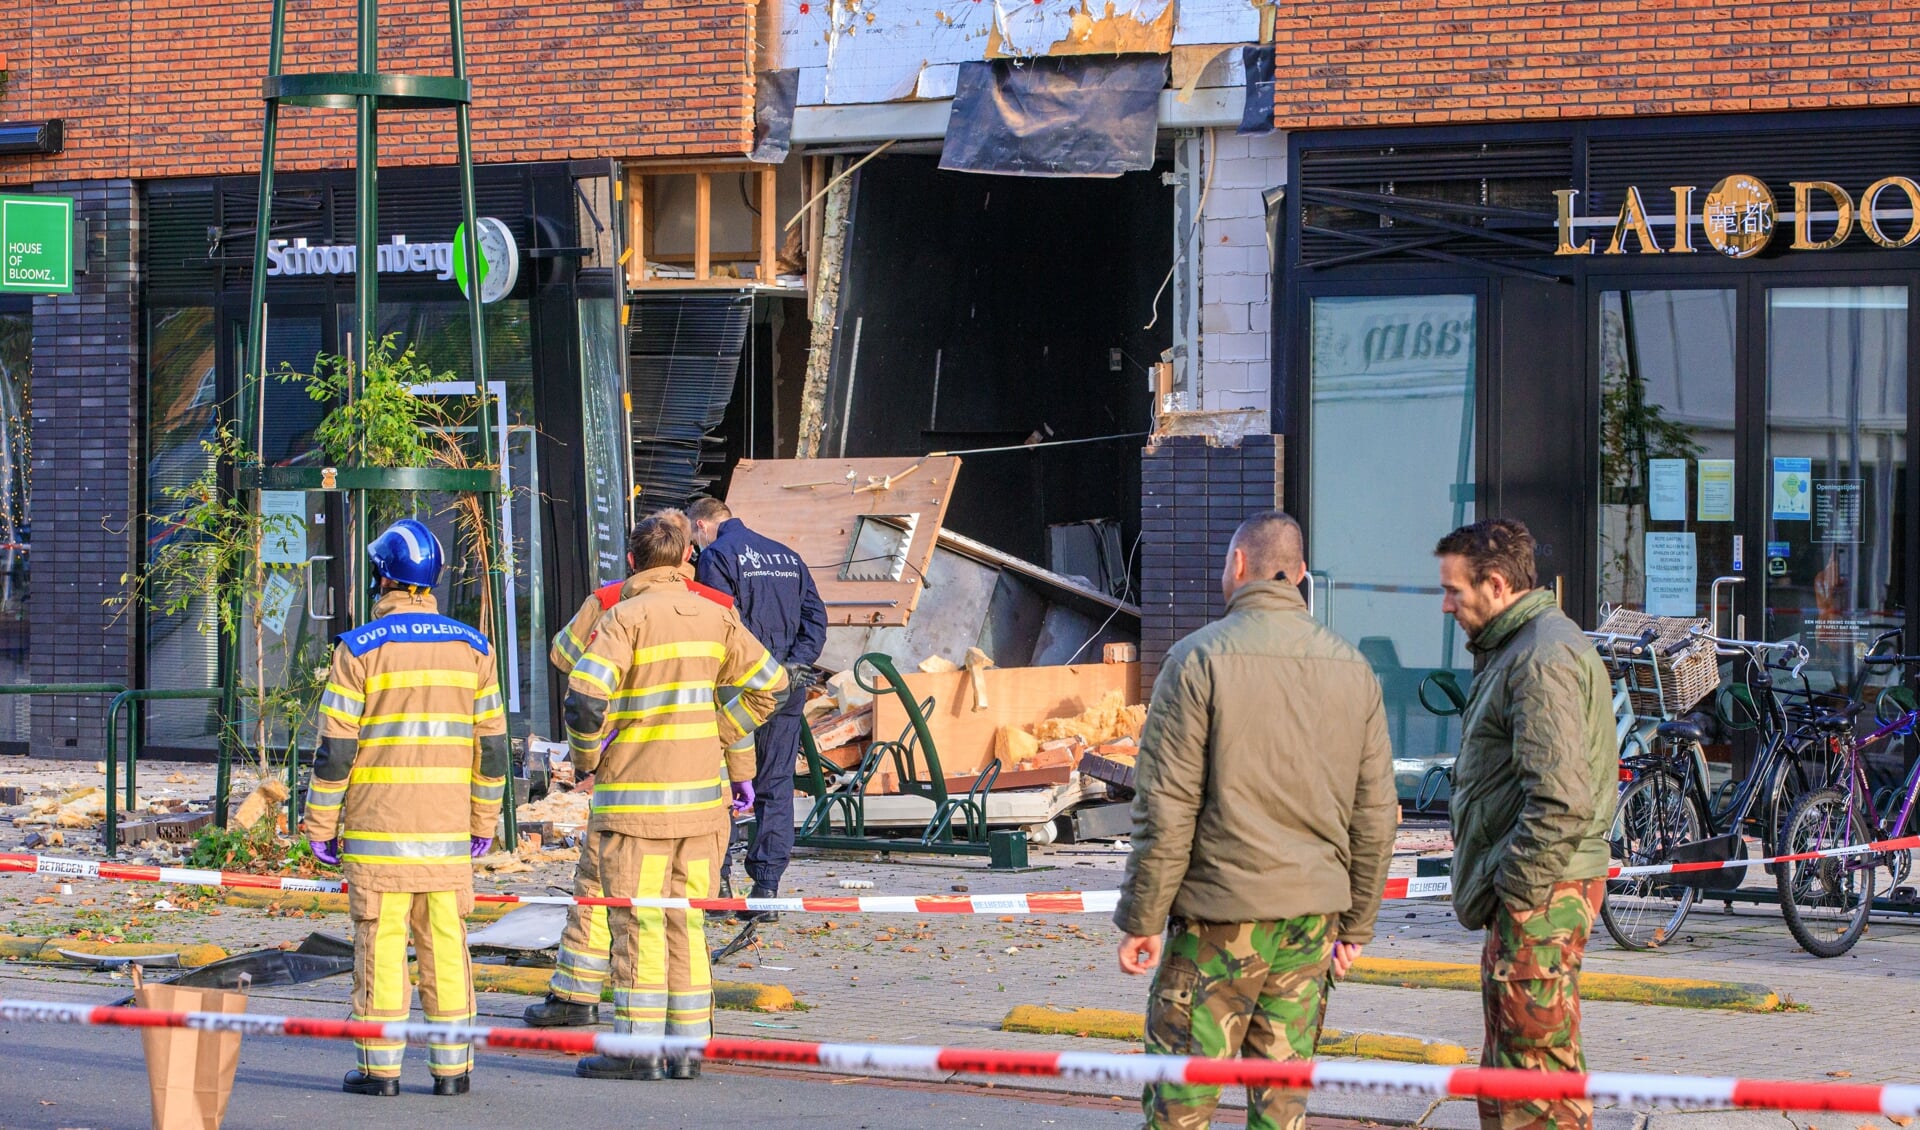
[575,1054,665,1080]
[738,881,780,924]
[666,1054,702,1080]
[431,1073,471,1097]
[342,1070,400,1097]
[523,992,600,1028]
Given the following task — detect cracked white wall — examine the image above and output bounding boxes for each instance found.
[1192,128,1285,413]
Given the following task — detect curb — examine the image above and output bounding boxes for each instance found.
[1347,957,1782,1012]
[0,934,229,967]
[469,963,798,1012]
[214,889,513,922]
[999,1005,1472,1065]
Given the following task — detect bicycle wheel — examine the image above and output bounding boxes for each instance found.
[1601,769,1701,950]
[1776,786,1875,958]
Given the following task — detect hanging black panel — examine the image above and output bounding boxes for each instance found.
[940,55,1168,178]
[628,294,752,514]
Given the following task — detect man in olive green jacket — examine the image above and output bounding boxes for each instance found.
[1115,511,1397,1130]
[1437,518,1615,1130]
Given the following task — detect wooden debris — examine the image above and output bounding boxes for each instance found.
[809,704,873,752]
[232,779,290,830]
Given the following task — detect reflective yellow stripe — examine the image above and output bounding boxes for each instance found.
[367,669,481,692]
[631,640,727,666]
[616,721,720,743]
[572,656,618,696]
[344,830,469,842]
[319,705,362,726]
[373,894,410,1014]
[325,681,366,703]
[358,736,478,749]
[350,766,471,785]
[358,712,476,726]
[735,650,781,691]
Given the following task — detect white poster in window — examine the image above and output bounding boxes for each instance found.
[1644,532,1697,617]
[258,491,308,565]
[260,571,300,634]
[1647,459,1687,522]
[1814,479,1862,544]
[1697,459,1735,522]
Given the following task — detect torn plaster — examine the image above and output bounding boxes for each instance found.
[988,0,1176,58]
[820,0,998,105]
[1171,0,1268,46]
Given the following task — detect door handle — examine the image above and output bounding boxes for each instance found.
[306,555,335,621]
[1305,571,1334,623]
[1709,575,1744,638]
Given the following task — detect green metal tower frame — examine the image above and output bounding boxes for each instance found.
[232,0,518,847]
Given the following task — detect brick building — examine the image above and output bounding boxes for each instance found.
[0,0,762,756]
[1266,1,1920,790]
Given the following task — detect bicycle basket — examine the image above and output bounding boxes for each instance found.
[1593,608,1722,717]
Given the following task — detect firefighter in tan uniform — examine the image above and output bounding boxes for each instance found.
[563,513,787,1080]
[303,519,508,1098]
[526,509,742,1028]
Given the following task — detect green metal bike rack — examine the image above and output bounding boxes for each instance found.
[794,653,1027,870]
[103,688,228,856]
[234,0,518,849]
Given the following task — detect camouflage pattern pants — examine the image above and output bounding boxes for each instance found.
[1142,916,1333,1130]
[1478,877,1605,1130]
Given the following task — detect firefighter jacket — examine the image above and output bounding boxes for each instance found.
[563,565,787,839]
[305,589,510,893]
[549,566,734,673]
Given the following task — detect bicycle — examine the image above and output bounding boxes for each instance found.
[1600,629,1835,950]
[1774,628,1920,957]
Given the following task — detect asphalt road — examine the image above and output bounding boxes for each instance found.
[0,1022,1169,1130]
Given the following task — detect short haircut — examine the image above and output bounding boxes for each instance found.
[628,512,689,571]
[650,507,691,539]
[686,496,731,524]
[1434,518,1537,591]
[1230,510,1304,579]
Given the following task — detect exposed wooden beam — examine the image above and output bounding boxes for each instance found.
[759,166,778,284]
[694,172,712,281]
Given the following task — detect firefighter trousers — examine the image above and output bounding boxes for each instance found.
[548,830,611,1004]
[350,887,476,1079]
[597,827,724,1040]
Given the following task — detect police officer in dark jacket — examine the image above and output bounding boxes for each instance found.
[688,496,828,906]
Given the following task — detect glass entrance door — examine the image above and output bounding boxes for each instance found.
[1309,293,1477,798]
[1597,289,1740,621]
[1764,285,1909,695]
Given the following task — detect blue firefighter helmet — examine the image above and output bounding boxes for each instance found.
[367,518,443,590]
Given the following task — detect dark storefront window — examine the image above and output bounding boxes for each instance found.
[0,305,30,741]
[1308,293,1478,796]
[1765,286,1908,694]
[1597,290,1738,619]
[349,299,548,730]
[145,307,221,746]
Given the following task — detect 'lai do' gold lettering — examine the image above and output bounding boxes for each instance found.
[1554,190,1594,256]
[1668,187,1697,253]
[1606,186,1663,255]
[1860,176,1920,249]
[1790,181,1855,251]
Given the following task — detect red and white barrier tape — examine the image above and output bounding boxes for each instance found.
[0,997,1913,1114]
[0,853,1116,915]
[6,829,1918,915]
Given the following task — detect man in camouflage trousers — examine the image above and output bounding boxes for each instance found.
[1437,519,1616,1130]
[1115,512,1396,1130]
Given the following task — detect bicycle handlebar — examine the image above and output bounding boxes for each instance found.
[1686,626,1810,678]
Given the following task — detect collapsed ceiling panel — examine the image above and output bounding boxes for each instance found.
[721,455,962,627]
[988,0,1175,58]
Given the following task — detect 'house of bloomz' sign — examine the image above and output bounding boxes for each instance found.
[1554,174,1920,257]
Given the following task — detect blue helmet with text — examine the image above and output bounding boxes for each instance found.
[367,518,443,590]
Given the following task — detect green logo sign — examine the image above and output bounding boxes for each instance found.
[0,195,74,295]
[451,217,520,305]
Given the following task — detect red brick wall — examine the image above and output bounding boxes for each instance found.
[1273,0,1920,128]
[0,0,753,183]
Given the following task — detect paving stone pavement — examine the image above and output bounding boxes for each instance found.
[6,762,1920,1126]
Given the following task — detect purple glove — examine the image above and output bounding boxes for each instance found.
[309,839,340,867]
[471,836,494,859]
[730,781,755,814]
